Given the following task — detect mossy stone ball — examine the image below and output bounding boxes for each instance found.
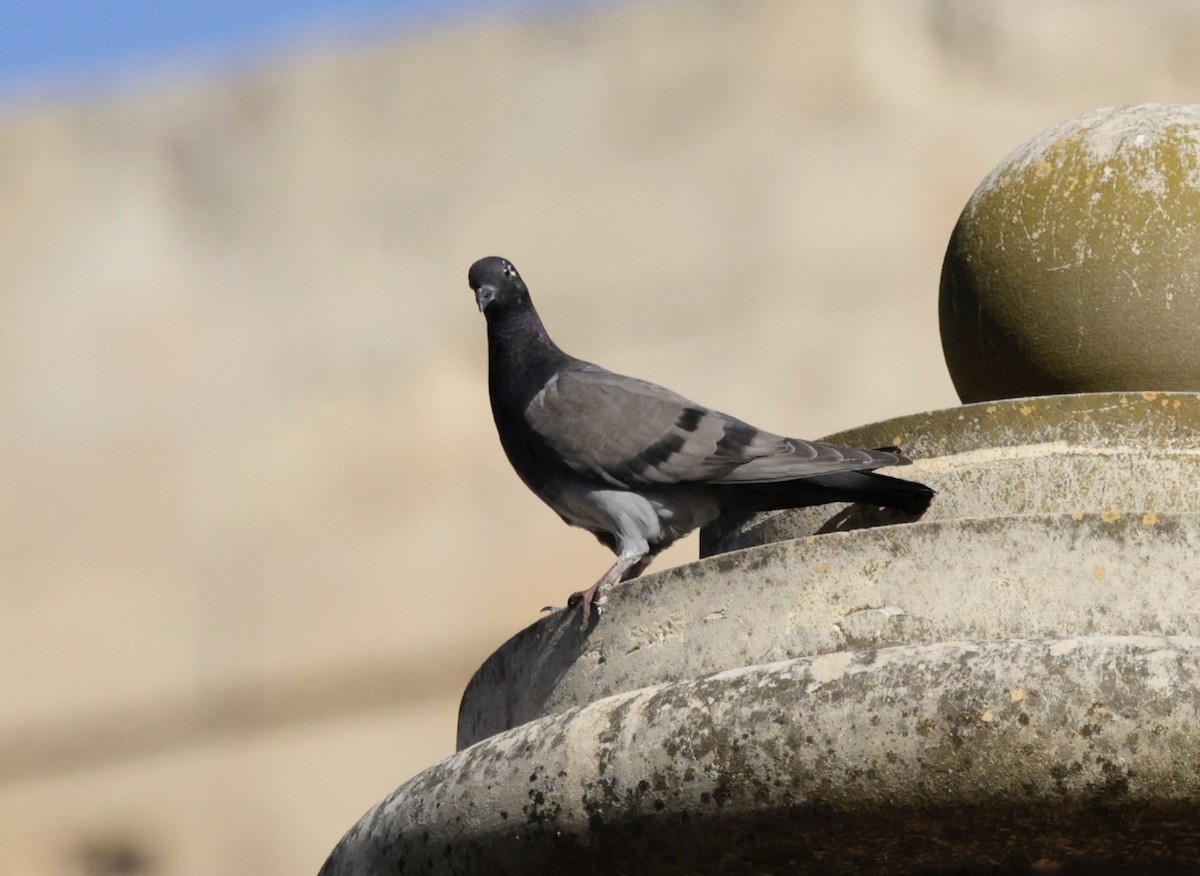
[940,103,1200,403]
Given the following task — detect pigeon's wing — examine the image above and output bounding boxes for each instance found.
[525,365,899,489]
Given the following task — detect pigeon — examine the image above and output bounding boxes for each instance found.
[468,256,933,627]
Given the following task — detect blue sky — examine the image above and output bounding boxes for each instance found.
[0,0,580,106]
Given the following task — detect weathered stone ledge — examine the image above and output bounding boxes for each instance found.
[460,511,1200,749]
[327,635,1200,876]
[704,392,1200,555]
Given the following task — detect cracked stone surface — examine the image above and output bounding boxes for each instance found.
[324,636,1200,875]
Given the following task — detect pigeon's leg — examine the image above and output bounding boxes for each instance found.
[569,548,649,629]
[620,556,653,582]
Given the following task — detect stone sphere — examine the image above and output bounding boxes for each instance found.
[940,103,1200,403]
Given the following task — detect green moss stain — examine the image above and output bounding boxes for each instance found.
[942,105,1200,401]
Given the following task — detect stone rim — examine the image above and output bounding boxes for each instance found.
[459,511,1200,750]
[329,636,1200,876]
[703,391,1200,556]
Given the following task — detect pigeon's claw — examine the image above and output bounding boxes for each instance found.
[569,583,602,629]
[568,550,648,629]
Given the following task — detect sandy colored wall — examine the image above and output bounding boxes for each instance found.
[4,1,1200,872]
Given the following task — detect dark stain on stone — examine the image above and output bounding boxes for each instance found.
[712,779,733,807]
[1125,731,1140,754]
[1095,759,1132,799]
[523,787,562,827]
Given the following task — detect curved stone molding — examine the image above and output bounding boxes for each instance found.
[459,511,1200,749]
[702,391,1200,555]
[326,636,1200,876]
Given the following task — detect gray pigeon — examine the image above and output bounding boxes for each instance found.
[468,256,933,627]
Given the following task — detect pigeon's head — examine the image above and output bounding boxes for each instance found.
[468,256,528,315]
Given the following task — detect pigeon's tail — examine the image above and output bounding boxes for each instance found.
[813,470,935,515]
[719,470,935,516]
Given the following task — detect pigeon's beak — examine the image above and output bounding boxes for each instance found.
[474,285,496,313]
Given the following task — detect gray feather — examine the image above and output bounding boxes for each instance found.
[525,365,902,489]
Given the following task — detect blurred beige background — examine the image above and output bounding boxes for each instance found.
[4,0,1200,873]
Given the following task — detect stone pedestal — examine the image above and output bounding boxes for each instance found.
[322,105,1200,874]
[322,392,1200,875]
